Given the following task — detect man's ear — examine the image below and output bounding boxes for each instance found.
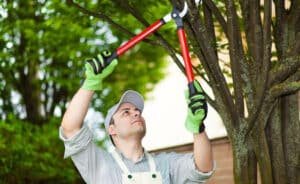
[108,124,116,136]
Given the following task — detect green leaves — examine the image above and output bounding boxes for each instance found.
[0,1,170,181]
[0,0,170,123]
[0,116,82,182]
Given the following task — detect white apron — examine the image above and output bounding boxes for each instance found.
[110,149,163,184]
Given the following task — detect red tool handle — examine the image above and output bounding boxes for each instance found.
[177,28,198,96]
[105,20,165,65]
[177,28,194,83]
[116,20,165,56]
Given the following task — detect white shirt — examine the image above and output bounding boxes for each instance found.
[59,124,215,184]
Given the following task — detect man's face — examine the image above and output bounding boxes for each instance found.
[109,102,146,141]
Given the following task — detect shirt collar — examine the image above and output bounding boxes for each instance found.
[115,147,146,164]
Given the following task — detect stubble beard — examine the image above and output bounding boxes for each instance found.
[131,123,146,139]
[129,118,146,139]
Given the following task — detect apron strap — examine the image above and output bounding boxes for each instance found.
[110,149,130,174]
[110,148,157,173]
[145,152,157,172]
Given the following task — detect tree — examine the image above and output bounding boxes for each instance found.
[0,0,166,124]
[66,0,300,184]
[0,1,166,182]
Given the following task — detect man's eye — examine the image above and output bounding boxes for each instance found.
[123,110,129,115]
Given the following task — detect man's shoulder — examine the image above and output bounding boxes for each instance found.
[152,151,181,160]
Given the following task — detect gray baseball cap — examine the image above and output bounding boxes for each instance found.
[104,90,144,132]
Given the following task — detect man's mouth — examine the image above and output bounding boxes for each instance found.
[131,119,144,125]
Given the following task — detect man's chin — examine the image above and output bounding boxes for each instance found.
[134,128,146,138]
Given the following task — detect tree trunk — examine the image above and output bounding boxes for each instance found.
[266,101,288,184]
[250,130,274,184]
[19,73,43,125]
[230,128,257,184]
[281,92,300,184]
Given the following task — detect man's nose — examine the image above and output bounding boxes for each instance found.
[133,110,140,117]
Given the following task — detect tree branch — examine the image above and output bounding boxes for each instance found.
[203,1,217,55]
[67,0,186,74]
[113,0,187,74]
[205,93,218,112]
[286,68,300,83]
[66,0,159,46]
[239,0,265,101]
[262,0,272,81]
[114,0,149,26]
[269,56,300,86]
[248,71,300,133]
[291,32,300,55]
[185,0,238,129]
[225,0,246,117]
[239,0,263,65]
[250,0,272,132]
[43,79,49,117]
[288,0,300,26]
[194,68,218,111]
[273,0,287,60]
[247,94,277,137]
[203,0,228,37]
[269,81,300,99]
[249,56,300,131]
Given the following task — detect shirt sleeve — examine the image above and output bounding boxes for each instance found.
[59,124,93,159]
[167,152,216,183]
[59,124,107,183]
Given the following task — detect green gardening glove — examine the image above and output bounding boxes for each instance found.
[185,80,208,133]
[82,50,118,91]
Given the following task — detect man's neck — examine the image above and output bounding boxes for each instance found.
[115,139,144,163]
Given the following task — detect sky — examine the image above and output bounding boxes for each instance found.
[86,59,227,151]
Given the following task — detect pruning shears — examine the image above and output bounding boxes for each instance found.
[102,0,202,95]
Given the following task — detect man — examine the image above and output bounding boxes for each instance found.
[59,51,215,184]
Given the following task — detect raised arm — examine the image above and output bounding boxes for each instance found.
[60,51,118,138]
[185,80,214,172]
[193,132,213,172]
[61,89,94,138]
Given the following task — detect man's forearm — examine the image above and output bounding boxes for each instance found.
[193,132,214,172]
[61,88,94,138]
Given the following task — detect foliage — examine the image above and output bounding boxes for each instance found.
[0,0,168,182]
[0,115,84,183]
[0,0,167,124]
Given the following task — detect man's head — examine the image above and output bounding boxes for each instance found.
[104,90,146,146]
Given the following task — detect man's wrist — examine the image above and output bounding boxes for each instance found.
[198,123,205,133]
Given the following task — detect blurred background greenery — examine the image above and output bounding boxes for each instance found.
[0,0,171,182]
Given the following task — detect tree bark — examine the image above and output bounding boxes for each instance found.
[281,92,300,184]
[16,51,43,125]
[231,132,257,184]
[250,129,274,184]
[266,101,288,184]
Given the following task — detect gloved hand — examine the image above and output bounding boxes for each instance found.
[82,51,118,91]
[185,80,208,133]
